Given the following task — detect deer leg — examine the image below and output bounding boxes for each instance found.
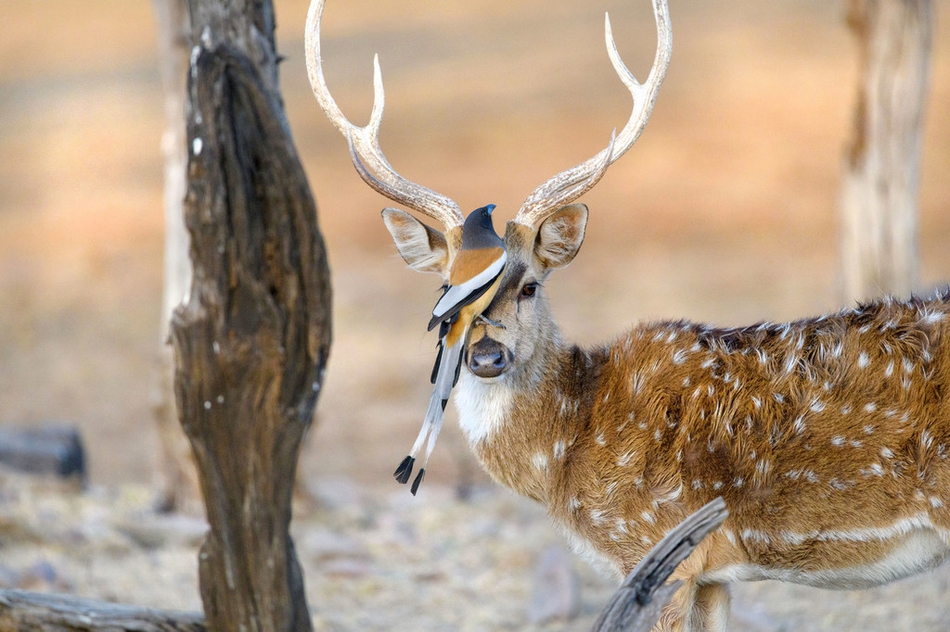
[655,580,730,632]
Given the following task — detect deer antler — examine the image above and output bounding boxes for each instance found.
[304,0,465,233]
[515,0,672,228]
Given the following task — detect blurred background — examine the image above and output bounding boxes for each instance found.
[1,0,949,628]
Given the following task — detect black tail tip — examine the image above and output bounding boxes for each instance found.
[410,468,426,496]
[394,455,414,484]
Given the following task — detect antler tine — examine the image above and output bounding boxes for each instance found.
[514,0,672,228]
[305,0,464,231]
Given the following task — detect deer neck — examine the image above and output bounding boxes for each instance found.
[454,322,604,503]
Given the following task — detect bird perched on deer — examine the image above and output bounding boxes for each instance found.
[393,204,507,495]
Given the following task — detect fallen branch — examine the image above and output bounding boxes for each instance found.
[592,497,729,632]
[0,589,205,631]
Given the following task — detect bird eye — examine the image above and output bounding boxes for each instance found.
[520,282,539,298]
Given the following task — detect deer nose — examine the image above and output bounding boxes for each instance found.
[468,338,510,378]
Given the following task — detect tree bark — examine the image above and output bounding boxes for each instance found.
[839,0,932,302]
[153,0,202,515]
[170,1,331,630]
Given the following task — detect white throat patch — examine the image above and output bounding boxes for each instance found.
[454,371,513,445]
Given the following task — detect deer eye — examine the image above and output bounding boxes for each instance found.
[520,282,539,299]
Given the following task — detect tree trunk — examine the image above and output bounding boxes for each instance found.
[153,0,202,515]
[170,1,331,629]
[839,0,932,302]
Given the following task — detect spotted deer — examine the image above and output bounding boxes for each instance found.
[306,0,950,629]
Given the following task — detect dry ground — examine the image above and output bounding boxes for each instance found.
[1,0,950,629]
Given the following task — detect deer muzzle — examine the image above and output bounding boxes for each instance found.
[467,337,512,379]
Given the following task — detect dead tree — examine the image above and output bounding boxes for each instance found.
[839,0,932,301]
[0,1,329,628]
[169,9,330,632]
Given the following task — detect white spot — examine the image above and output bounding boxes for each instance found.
[216,395,224,404]
[829,478,850,491]
[193,137,203,155]
[630,373,646,395]
[850,439,863,448]
[858,352,870,369]
[568,497,581,511]
[884,361,895,377]
[713,481,723,490]
[881,447,895,459]
[733,477,744,488]
[831,436,845,446]
[864,402,877,413]
[212,340,220,354]
[641,511,656,525]
[741,529,772,544]
[751,395,762,410]
[532,452,549,471]
[672,348,688,365]
[783,353,798,375]
[692,480,703,490]
[930,497,944,508]
[553,440,567,460]
[793,416,806,434]
[590,509,606,525]
[616,451,635,467]
[864,425,875,435]
[863,463,884,477]
[203,400,212,410]
[190,45,201,78]
[810,398,826,413]
[595,433,606,446]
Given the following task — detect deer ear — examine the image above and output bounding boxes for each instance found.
[381,208,450,275]
[534,203,588,270]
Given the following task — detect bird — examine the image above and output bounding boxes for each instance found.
[394,204,507,495]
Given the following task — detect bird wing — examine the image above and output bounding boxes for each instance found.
[427,249,506,331]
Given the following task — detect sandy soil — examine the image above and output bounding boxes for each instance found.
[1,0,950,629]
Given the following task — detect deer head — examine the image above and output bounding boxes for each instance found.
[305,0,672,385]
